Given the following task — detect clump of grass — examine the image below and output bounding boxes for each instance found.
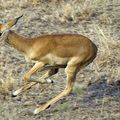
[73,83,87,96]
[56,0,101,23]
[58,102,70,112]
[0,79,15,94]
[0,72,16,94]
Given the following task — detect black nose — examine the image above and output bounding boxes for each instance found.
[0,32,2,36]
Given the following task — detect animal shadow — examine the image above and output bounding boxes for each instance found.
[81,79,120,106]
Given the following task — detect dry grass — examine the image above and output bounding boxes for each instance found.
[92,24,120,84]
[0,0,120,119]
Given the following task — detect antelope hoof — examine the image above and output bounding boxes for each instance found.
[33,104,51,114]
[11,92,17,97]
[47,78,54,84]
[12,90,20,97]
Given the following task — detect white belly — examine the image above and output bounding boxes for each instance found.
[24,53,69,65]
[43,54,69,65]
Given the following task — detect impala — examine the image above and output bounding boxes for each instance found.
[0,15,97,114]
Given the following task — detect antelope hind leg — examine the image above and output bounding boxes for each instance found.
[34,65,77,114]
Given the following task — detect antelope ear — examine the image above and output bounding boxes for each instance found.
[1,15,23,32]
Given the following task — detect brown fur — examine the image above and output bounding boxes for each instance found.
[7,32,96,64]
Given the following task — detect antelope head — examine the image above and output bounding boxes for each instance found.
[0,15,23,43]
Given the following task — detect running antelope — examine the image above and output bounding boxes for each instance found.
[0,16,97,114]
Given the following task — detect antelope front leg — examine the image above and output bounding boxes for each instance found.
[34,65,77,114]
[23,62,45,81]
[12,62,45,97]
[12,82,37,97]
[12,69,59,97]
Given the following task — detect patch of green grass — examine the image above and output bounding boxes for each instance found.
[58,102,70,112]
[73,83,87,96]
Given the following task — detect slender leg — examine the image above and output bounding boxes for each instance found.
[34,65,77,114]
[23,62,45,81]
[30,68,59,83]
[12,69,59,97]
